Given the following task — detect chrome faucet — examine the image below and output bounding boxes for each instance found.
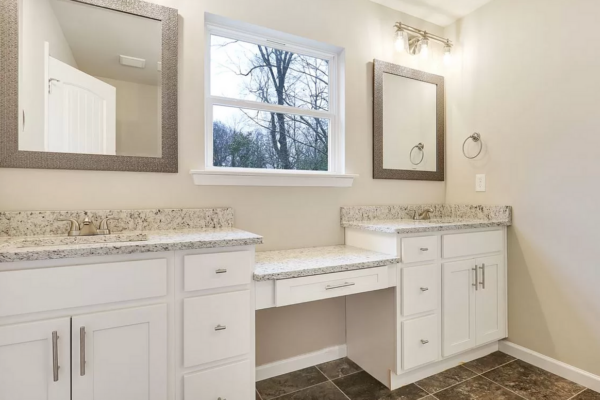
[58,217,117,236]
[411,208,434,221]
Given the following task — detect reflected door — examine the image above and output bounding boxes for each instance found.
[47,56,116,155]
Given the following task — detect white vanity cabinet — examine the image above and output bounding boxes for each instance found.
[345,227,508,390]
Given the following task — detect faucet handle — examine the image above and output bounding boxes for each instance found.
[97,218,118,235]
[57,219,81,237]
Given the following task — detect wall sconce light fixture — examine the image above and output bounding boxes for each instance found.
[394,22,453,64]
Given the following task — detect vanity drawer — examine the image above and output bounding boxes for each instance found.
[275,267,389,307]
[183,291,250,367]
[442,230,503,259]
[184,251,252,292]
[402,314,438,370]
[0,259,167,317]
[402,265,438,316]
[402,236,437,263]
[184,360,251,400]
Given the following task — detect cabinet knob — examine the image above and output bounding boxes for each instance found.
[421,339,429,345]
[419,247,429,252]
[215,269,227,274]
[420,287,429,292]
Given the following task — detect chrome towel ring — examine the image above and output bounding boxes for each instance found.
[463,132,483,159]
[410,143,425,165]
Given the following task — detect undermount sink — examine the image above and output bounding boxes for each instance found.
[1,232,149,248]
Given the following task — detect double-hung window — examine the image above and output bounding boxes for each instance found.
[197,15,351,186]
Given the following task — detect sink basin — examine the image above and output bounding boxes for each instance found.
[1,233,148,248]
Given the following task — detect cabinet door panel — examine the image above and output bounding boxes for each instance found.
[476,255,506,345]
[442,259,476,357]
[72,304,167,400]
[0,318,70,400]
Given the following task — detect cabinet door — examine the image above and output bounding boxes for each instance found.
[72,304,168,400]
[475,255,506,345]
[442,259,477,357]
[0,318,70,400]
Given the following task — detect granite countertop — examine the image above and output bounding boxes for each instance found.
[254,245,399,281]
[0,228,263,263]
[342,218,511,234]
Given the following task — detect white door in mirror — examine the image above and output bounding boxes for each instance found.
[476,174,486,192]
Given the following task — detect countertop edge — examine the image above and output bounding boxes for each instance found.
[342,220,511,234]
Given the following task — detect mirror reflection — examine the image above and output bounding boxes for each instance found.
[19,0,163,157]
[382,73,437,172]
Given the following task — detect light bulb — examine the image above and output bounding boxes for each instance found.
[443,44,452,65]
[395,30,407,53]
[420,38,429,59]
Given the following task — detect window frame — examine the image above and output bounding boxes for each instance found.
[204,18,345,176]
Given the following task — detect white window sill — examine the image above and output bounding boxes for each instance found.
[190,170,358,187]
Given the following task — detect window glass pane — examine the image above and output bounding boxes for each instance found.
[213,105,329,171]
[211,35,330,112]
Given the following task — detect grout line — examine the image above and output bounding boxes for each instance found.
[566,388,589,400]
[414,382,433,395]
[315,365,330,381]
[465,359,517,376]
[264,380,332,400]
[428,375,480,395]
[256,389,264,400]
[479,374,529,400]
[330,369,365,381]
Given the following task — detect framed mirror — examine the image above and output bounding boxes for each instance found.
[373,60,444,181]
[0,0,178,172]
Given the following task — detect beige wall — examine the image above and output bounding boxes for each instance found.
[2,0,446,365]
[96,77,162,158]
[445,0,600,375]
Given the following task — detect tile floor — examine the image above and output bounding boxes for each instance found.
[255,352,600,400]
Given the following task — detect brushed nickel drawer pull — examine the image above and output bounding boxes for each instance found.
[421,339,430,345]
[215,269,227,274]
[480,263,486,289]
[215,325,227,331]
[419,247,429,251]
[325,282,356,290]
[80,327,86,376]
[420,287,429,292]
[52,331,59,382]
[472,266,479,291]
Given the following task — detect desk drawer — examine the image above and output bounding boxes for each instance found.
[184,360,251,400]
[402,265,438,316]
[442,230,503,259]
[184,291,250,367]
[402,236,437,263]
[402,314,438,370]
[184,251,252,292]
[275,267,389,307]
[0,259,168,317]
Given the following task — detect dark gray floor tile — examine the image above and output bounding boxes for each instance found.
[483,359,585,400]
[434,376,522,400]
[276,382,348,400]
[256,367,328,400]
[256,390,261,400]
[462,351,516,374]
[333,371,428,400]
[317,358,363,380]
[414,366,477,393]
[573,389,600,400]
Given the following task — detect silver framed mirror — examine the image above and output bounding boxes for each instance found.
[0,0,178,172]
[373,59,445,181]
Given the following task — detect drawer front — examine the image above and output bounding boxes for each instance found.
[184,360,251,400]
[402,265,438,316]
[184,251,252,292]
[402,314,438,370]
[402,236,437,263]
[184,291,250,367]
[442,230,503,259]
[0,259,168,317]
[275,267,389,307]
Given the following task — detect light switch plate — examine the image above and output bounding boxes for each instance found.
[476,174,486,192]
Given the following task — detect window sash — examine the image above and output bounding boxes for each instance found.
[205,23,340,174]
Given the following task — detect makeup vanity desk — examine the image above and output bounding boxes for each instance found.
[254,205,512,390]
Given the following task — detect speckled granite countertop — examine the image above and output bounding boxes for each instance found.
[0,228,263,263]
[254,245,399,281]
[341,204,512,234]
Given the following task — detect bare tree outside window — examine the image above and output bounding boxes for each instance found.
[210,35,330,171]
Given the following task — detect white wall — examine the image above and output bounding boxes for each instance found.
[3,0,447,365]
[20,0,78,151]
[445,0,600,376]
[96,77,162,158]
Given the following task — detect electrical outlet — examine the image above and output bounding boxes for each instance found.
[476,174,486,192]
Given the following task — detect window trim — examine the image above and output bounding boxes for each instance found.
[196,14,352,186]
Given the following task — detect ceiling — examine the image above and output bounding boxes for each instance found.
[49,0,162,86]
[371,0,493,26]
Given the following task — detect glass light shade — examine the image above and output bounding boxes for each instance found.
[395,30,407,52]
[443,45,452,65]
[420,39,429,58]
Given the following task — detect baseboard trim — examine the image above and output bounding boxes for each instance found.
[499,341,600,393]
[256,345,347,382]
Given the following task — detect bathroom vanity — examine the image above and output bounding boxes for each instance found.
[0,208,261,400]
